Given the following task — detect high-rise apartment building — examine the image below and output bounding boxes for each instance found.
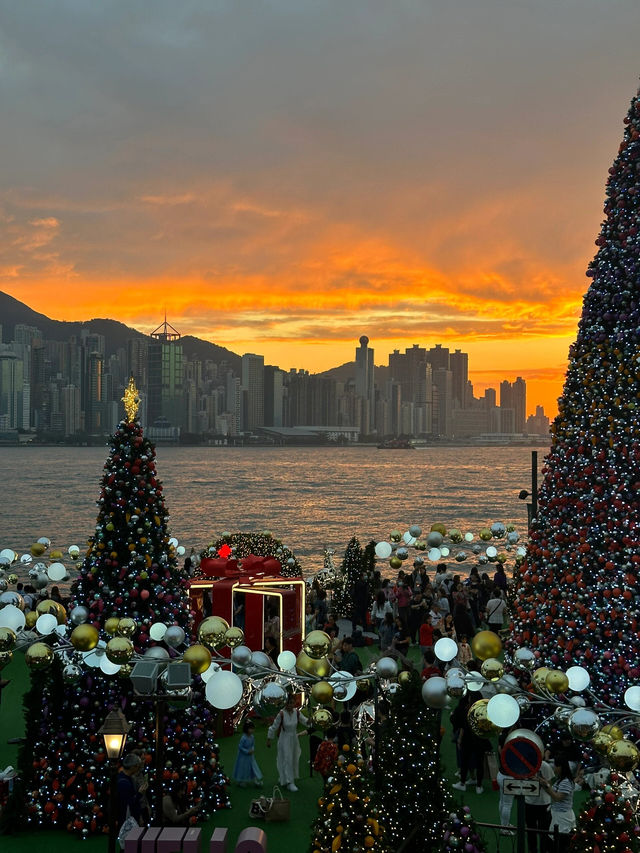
[433,367,453,438]
[500,377,526,433]
[427,344,450,372]
[450,349,469,409]
[388,344,432,435]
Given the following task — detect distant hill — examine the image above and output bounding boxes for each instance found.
[0,290,241,370]
[318,361,389,383]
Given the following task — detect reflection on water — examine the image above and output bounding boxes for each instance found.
[0,444,547,578]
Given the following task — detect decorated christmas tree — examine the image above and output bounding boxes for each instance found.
[7,380,229,836]
[440,806,486,853]
[198,531,303,578]
[509,83,640,706]
[332,537,363,620]
[310,742,390,853]
[375,671,483,851]
[570,772,640,852]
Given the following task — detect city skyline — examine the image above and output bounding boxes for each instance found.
[0,297,550,442]
[2,3,640,421]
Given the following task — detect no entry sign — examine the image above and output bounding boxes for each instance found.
[500,733,543,779]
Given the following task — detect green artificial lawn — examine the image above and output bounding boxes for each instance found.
[0,646,589,852]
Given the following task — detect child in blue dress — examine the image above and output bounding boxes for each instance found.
[233,720,263,787]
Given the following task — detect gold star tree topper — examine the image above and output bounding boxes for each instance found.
[122,376,140,422]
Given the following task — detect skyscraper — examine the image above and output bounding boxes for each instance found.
[355,336,375,434]
[450,349,469,409]
[147,317,184,428]
[86,351,104,434]
[500,377,526,433]
[0,347,22,430]
[241,353,265,430]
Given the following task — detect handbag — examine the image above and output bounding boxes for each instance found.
[249,795,272,820]
[117,815,140,847]
[265,786,290,823]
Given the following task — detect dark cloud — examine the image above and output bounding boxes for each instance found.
[1,0,640,368]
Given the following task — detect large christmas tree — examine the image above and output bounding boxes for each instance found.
[570,772,640,853]
[509,83,640,706]
[7,385,229,836]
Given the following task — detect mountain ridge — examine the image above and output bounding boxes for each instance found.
[0,290,242,370]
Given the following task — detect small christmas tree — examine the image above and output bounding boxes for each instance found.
[440,806,486,853]
[7,380,229,836]
[200,531,302,578]
[570,772,640,853]
[509,81,640,706]
[332,537,363,619]
[310,743,390,853]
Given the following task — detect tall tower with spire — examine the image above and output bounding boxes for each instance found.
[147,315,184,428]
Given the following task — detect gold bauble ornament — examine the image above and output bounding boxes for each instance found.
[224,626,244,649]
[431,523,447,536]
[532,667,551,692]
[471,630,502,661]
[70,623,99,651]
[198,616,229,651]
[36,599,58,617]
[30,543,46,557]
[106,636,134,665]
[50,550,63,560]
[25,611,37,629]
[398,670,412,686]
[25,641,55,670]
[591,731,614,755]
[0,650,13,670]
[545,670,569,694]
[479,528,492,541]
[303,630,332,660]
[296,651,331,678]
[467,699,499,737]
[389,556,402,570]
[182,643,212,674]
[0,627,16,652]
[312,707,334,730]
[118,663,134,679]
[104,617,121,636]
[601,723,624,741]
[607,739,640,772]
[7,573,17,585]
[390,530,401,543]
[311,681,334,704]
[481,658,504,682]
[117,617,137,638]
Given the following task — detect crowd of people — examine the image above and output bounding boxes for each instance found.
[307,560,509,663]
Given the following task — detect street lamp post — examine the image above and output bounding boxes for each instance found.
[99,709,131,853]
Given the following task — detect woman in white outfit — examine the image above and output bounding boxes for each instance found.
[266,696,308,791]
[541,758,576,839]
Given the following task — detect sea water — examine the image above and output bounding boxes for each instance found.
[0,444,547,579]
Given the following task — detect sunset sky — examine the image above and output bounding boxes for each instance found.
[2,1,640,418]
